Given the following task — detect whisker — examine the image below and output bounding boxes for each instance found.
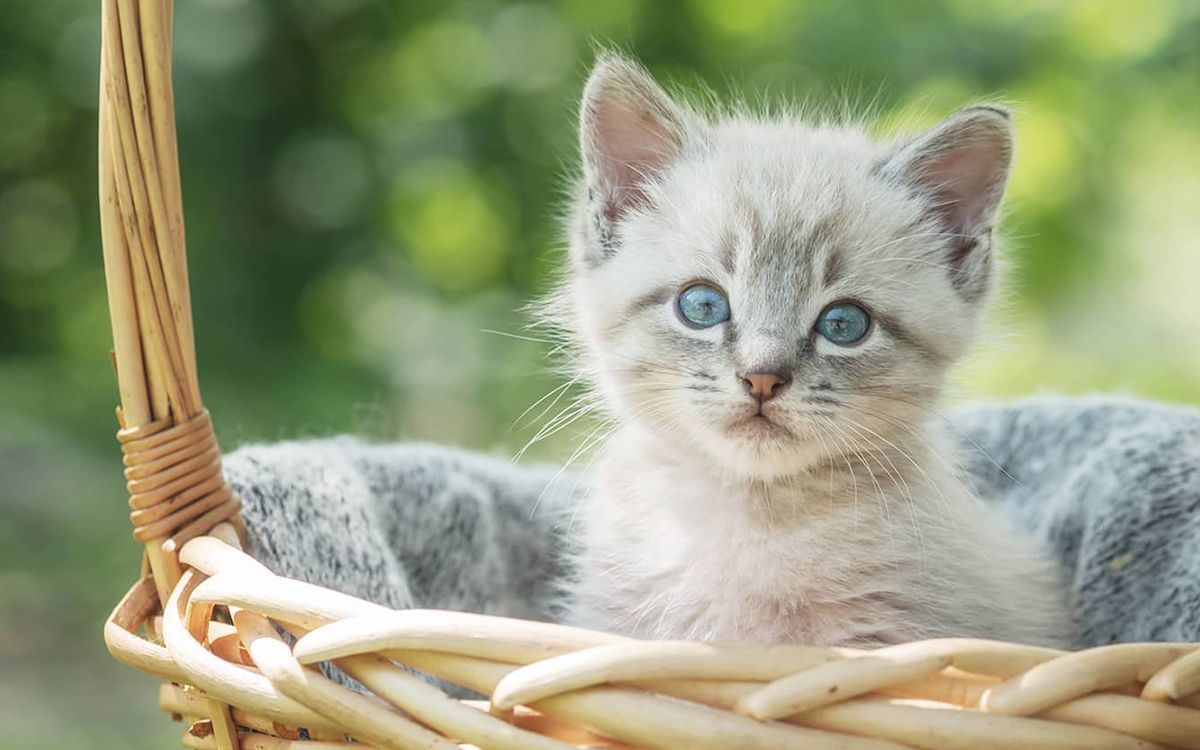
[851,390,1024,489]
[837,416,928,563]
[480,328,562,346]
[510,377,579,433]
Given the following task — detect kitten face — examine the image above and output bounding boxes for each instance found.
[562,55,1012,481]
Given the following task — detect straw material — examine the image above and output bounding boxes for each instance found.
[97,3,1200,748]
[99,0,242,602]
[101,525,1200,750]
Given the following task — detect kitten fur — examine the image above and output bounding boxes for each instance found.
[545,53,1072,647]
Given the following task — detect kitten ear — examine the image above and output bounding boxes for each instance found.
[580,54,692,224]
[880,105,1014,299]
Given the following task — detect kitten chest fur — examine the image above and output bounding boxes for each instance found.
[571,425,1071,647]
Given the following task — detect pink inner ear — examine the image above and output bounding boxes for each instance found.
[586,96,682,221]
[920,141,1007,239]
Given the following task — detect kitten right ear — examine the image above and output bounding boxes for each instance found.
[878,105,1014,301]
[580,54,691,224]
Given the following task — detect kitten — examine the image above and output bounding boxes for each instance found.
[544,54,1073,648]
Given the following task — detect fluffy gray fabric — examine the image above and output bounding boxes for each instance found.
[954,396,1200,645]
[224,395,1200,648]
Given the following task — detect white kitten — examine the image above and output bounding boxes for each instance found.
[544,54,1072,647]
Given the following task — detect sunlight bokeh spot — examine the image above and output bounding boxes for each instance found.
[173,0,266,72]
[486,4,576,92]
[1008,105,1079,210]
[392,20,490,120]
[1062,0,1174,60]
[273,133,372,229]
[54,14,101,109]
[390,165,512,293]
[690,0,793,36]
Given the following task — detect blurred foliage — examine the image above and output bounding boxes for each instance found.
[1,1,1199,747]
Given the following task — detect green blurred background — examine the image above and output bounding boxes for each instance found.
[2,0,1198,747]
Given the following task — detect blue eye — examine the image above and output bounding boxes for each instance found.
[815,302,870,345]
[677,283,731,328]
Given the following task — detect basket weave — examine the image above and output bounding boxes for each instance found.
[98,3,1200,748]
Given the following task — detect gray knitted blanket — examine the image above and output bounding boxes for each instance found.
[224,395,1200,648]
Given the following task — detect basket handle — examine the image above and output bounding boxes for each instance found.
[99,0,242,604]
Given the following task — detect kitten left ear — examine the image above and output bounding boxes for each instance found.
[580,54,694,225]
[879,105,1014,299]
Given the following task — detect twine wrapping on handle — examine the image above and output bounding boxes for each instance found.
[119,410,241,549]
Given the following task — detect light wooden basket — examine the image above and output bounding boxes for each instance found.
[98,3,1200,749]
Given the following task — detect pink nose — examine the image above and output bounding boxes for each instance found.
[740,371,790,402]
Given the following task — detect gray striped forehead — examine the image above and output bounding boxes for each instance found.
[690,167,955,368]
[734,200,850,298]
[716,184,866,333]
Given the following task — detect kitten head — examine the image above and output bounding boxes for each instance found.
[559,54,1013,481]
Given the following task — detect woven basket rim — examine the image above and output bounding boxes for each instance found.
[102,525,1200,749]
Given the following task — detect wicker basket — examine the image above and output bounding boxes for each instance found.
[98,3,1200,748]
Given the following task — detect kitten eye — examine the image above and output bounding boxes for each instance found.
[815,302,870,345]
[677,283,731,328]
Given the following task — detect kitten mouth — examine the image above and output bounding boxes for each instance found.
[729,412,792,440]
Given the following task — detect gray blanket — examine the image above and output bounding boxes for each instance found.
[224,395,1200,648]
